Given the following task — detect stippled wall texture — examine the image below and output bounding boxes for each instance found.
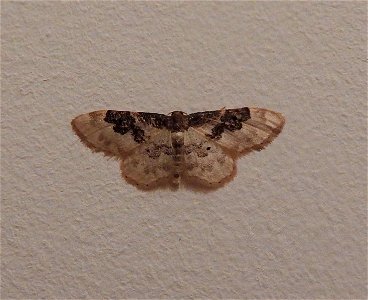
[1,2,367,299]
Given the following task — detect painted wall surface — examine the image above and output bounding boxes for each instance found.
[1,2,367,299]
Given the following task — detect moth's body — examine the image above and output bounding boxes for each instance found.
[171,131,184,186]
[71,107,285,190]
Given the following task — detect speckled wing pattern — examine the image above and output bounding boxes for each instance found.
[71,107,285,190]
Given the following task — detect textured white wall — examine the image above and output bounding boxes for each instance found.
[1,2,367,299]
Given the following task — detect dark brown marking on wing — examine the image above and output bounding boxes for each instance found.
[135,112,170,129]
[209,107,251,139]
[104,108,250,142]
[104,110,147,143]
[209,123,225,140]
[137,111,190,132]
[188,110,221,127]
[132,126,145,143]
[127,111,189,132]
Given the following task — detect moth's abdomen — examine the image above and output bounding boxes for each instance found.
[171,132,185,185]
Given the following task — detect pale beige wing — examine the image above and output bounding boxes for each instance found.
[182,128,235,188]
[192,107,285,156]
[120,130,176,189]
[71,110,171,158]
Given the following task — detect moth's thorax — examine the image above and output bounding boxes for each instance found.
[169,111,189,132]
[171,131,184,147]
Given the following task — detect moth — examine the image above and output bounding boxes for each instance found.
[71,107,285,190]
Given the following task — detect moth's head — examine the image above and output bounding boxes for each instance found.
[169,111,188,130]
[170,111,187,122]
[170,111,186,117]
